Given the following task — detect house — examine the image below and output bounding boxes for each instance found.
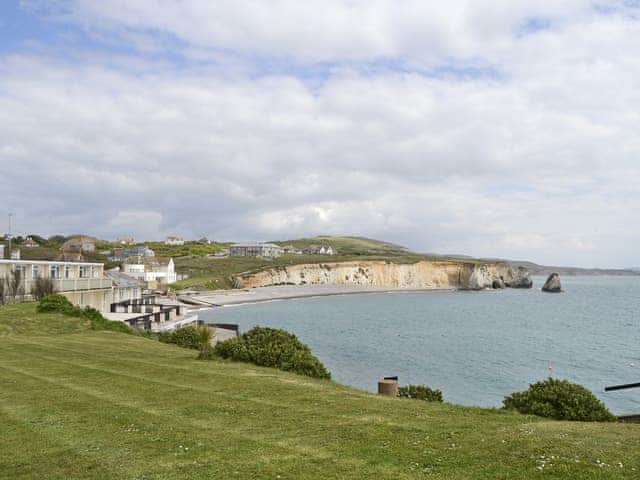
[23,237,39,248]
[302,245,335,255]
[108,245,155,262]
[123,257,177,287]
[104,269,145,304]
[62,236,96,252]
[57,250,85,262]
[282,245,303,255]
[230,243,283,258]
[116,237,136,245]
[165,236,185,246]
[0,258,114,311]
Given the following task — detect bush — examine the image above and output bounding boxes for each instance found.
[37,294,132,334]
[159,325,201,349]
[398,384,443,402]
[37,294,77,315]
[213,327,331,379]
[503,378,616,422]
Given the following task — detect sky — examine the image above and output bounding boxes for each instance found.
[1,1,639,268]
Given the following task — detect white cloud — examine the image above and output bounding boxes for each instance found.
[1,1,639,267]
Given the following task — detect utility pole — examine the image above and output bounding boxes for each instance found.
[7,213,13,257]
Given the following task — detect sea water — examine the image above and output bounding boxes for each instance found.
[201,276,640,414]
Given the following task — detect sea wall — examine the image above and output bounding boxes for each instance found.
[233,260,531,290]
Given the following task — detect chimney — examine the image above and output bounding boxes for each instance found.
[0,244,4,259]
[10,249,20,260]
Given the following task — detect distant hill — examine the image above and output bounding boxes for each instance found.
[273,236,410,256]
[509,260,639,276]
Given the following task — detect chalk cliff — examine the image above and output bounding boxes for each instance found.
[233,260,532,290]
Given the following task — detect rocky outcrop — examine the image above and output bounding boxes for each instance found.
[232,260,532,291]
[507,266,533,289]
[542,273,562,293]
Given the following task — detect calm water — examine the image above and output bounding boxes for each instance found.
[201,276,640,414]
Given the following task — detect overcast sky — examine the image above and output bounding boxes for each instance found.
[1,1,639,267]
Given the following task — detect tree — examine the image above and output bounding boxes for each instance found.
[0,277,6,306]
[31,277,56,301]
[7,269,24,302]
[196,326,215,359]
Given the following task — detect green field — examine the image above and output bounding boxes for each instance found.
[1,303,639,479]
[173,235,461,290]
[273,236,410,255]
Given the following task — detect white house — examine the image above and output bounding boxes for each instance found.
[164,236,184,246]
[62,236,96,252]
[0,257,114,311]
[124,257,177,286]
[230,243,283,258]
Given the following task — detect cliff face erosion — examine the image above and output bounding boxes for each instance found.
[233,261,533,290]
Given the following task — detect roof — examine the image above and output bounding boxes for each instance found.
[125,256,172,266]
[231,242,283,248]
[104,270,145,288]
[63,236,96,245]
[0,259,103,266]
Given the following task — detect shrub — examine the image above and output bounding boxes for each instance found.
[213,327,330,379]
[37,294,132,334]
[398,384,443,402]
[37,294,77,314]
[196,326,214,358]
[503,378,615,422]
[159,325,201,349]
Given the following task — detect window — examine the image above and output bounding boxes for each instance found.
[50,265,60,279]
[79,266,89,278]
[65,265,72,278]
[32,265,40,278]
[14,265,27,280]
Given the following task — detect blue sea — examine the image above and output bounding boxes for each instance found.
[201,276,640,415]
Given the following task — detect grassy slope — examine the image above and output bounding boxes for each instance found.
[173,253,433,290]
[173,236,467,290]
[273,236,409,255]
[1,304,639,479]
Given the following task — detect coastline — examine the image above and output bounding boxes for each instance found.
[179,284,457,307]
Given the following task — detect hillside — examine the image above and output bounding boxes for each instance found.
[1,303,639,479]
[273,236,410,255]
[510,261,639,277]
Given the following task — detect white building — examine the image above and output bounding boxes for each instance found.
[164,236,185,246]
[0,258,115,311]
[230,243,283,258]
[62,236,96,252]
[123,257,177,286]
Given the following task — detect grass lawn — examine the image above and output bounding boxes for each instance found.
[1,304,639,479]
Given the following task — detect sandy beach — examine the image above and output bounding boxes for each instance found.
[179,284,454,307]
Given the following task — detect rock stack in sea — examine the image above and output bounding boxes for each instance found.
[542,273,562,293]
[507,266,533,289]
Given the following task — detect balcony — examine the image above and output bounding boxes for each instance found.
[15,277,112,294]
[53,277,113,292]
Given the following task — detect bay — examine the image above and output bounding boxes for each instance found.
[201,276,640,414]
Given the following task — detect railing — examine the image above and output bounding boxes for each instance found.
[53,277,113,292]
[605,381,640,423]
[19,277,112,293]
